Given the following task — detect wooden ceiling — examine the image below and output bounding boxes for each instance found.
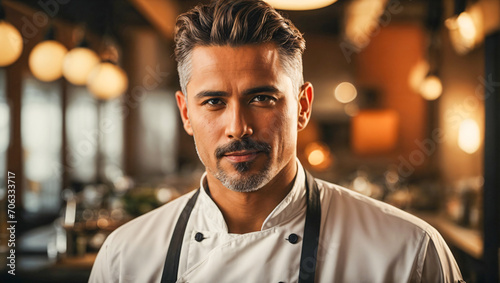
[5,0,427,40]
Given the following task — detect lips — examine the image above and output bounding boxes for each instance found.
[223,150,260,163]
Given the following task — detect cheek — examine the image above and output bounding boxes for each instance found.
[191,115,223,156]
[277,106,299,151]
[278,103,298,134]
[254,113,282,143]
[257,108,297,148]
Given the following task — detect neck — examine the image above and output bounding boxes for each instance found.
[206,160,297,234]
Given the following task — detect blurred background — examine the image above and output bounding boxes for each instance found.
[0,0,499,282]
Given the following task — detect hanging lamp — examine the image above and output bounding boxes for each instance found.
[0,2,23,67]
[28,26,67,82]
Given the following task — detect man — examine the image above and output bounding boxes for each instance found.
[90,0,464,282]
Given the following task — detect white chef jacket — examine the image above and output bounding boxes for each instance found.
[89,161,463,283]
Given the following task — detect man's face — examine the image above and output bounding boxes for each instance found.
[176,43,311,192]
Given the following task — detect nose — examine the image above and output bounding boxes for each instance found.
[225,104,253,139]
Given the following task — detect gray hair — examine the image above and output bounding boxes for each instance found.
[174,0,306,96]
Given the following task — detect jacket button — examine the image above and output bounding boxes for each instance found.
[287,233,299,244]
[194,232,204,242]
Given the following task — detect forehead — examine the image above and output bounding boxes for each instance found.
[187,43,289,95]
[191,43,280,72]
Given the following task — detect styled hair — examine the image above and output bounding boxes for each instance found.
[174,0,306,95]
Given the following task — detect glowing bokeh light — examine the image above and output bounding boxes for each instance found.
[0,21,23,67]
[87,62,128,100]
[29,40,68,82]
[334,82,357,104]
[63,47,100,85]
[458,119,481,154]
[419,75,442,101]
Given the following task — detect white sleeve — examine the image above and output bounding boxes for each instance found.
[412,230,465,283]
[89,237,114,283]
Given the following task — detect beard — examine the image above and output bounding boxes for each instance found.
[196,138,273,193]
[214,157,271,193]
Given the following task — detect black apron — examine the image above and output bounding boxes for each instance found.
[160,170,321,283]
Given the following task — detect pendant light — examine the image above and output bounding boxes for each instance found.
[63,47,100,85]
[415,0,443,101]
[444,0,500,55]
[63,27,100,85]
[86,2,128,100]
[87,60,128,100]
[0,2,23,67]
[28,26,67,82]
[85,38,128,100]
[264,0,337,10]
[419,73,443,101]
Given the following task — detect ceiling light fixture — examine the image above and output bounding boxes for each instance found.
[263,0,337,10]
[87,61,128,100]
[63,27,100,85]
[63,47,100,85]
[28,26,67,82]
[0,3,23,67]
[419,73,443,101]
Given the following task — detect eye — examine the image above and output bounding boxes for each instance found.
[202,98,225,107]
[251,95,276,105]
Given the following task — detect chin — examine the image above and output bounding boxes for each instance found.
[215,161,273,193]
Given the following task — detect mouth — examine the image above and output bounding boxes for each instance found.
[223,150,261,163]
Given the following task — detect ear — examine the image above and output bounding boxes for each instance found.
[297,82,314,131]
[175,90,193,136]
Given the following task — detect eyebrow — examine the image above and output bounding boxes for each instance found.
[194,85,280,99]
[194,90,228,99]
[242,85,280,96]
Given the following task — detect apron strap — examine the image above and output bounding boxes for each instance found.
[298,170,321,283]
[161,169,321,283]
[161,189,200,283]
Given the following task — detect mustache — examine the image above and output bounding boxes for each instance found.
[215,138,271,159]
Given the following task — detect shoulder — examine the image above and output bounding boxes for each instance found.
[315,178,436,237]
[312,178,463,282]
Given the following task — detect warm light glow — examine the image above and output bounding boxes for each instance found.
[0,21,23,67]
[97,218,109,229]
[409,60,429,93]
[305,142,332,170]
[264,0,337,10]
[419,75,442,101]
[445,5,484,55]
[351,110,399,155]
[87,62,128,100]
[334,82,357,104]
[457,12,477,43]
[353,175,371,196]
[344,103,359,117]
[63,47,100,85]
[29,40,68,82]
[384,169,399,185]
[308,149,325,166]
[344,0,388,49]
[458,119,481,154]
